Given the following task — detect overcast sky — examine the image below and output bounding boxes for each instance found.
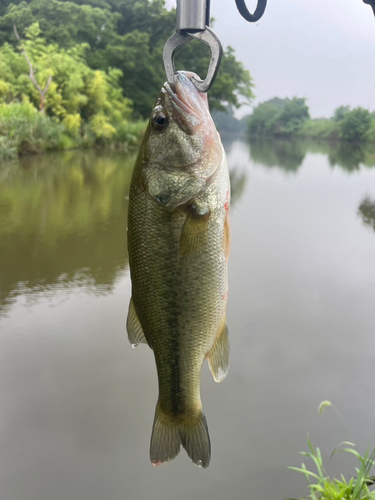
[166,0,375,118]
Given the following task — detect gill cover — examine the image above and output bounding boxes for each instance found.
[143,71,222,209]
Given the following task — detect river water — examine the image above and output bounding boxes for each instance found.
[1,138,375,500]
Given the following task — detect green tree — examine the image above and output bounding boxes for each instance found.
[0,22,132,129]
[0,0,255,117]
[0,0,119,48]
[248,97,310,137]
[338,107,371,142]
[333,105,350,122]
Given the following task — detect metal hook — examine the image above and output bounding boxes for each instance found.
[363,0,375,16]
[163,0,267,93]
[163,26,223,93]
[235,0,267,23]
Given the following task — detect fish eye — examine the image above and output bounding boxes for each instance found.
[152,113,168,131]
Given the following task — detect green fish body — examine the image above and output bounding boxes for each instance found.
[127,72,230,468]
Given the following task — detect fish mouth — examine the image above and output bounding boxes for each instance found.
[164,72,211,133]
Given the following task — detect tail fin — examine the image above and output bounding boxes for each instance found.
[150,402,211,468]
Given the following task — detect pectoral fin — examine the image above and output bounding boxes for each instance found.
[207,322,230,382]
[126,298,148,346]
[179,207,210,256]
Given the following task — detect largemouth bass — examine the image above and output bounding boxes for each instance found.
[127,71,230,468]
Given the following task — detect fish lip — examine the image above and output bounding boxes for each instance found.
[164,81,197,119]
[163,72,208,126]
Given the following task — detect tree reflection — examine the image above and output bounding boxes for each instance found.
[327,142,366,172]
[247,137,375,173]
[0,151,136,313]
[248,138,307,172]
[229,168,248,207]
[358,197,375,232]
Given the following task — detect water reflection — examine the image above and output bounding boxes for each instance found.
[249,137,306,172]
[229,168,248,207]
[358,197,375,232]
[0,151,136,313]
[2,138,375,500]
[2,137,373,314]
[327,142,367,171]
[247,137,375,173]
[0,150,248,314]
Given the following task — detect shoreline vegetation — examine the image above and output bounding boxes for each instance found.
[0,100,147,159]
[0,0,372,159]
[0,0,253,159]
[214,98,375,144]
[249,98,375,143]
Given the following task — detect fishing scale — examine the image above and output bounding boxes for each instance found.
[163,0,375,93]
[163,0,267,92]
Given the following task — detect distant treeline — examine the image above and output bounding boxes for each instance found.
[247,98,375,143]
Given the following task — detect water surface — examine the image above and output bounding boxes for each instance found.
[1,139,375,500]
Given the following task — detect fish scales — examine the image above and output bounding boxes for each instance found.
[127,71,230,468]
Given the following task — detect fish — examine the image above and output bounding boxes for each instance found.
[127,71,230,468]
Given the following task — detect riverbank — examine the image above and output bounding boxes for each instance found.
[0,103,147,160]
[246,99,375,144]
[295,115,375,142]
[246,118,375,145]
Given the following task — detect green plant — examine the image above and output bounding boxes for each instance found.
[288,403,375,500]
[288,439,375,500]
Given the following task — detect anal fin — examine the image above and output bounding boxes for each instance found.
[207,322,229,382]
[126,298,148,346]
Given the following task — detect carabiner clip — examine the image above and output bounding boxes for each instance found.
[163,0,267,93]
[163,26,223,93]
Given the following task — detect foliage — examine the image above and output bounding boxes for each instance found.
[333,106,351,122]
[248,100,375,143]
[364,121,375,143]
[0,100,146,157]
[338,108,372,142]
[0,22,148,155]
[114,119,148,147]
[0,101,64,157]
[288,403,375,500]
[175,43,254,113]
[297,119,339,141]
[288,439,375,500]
[0,23,133,123]
[0,0,254,118]
[248,97,310,137]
